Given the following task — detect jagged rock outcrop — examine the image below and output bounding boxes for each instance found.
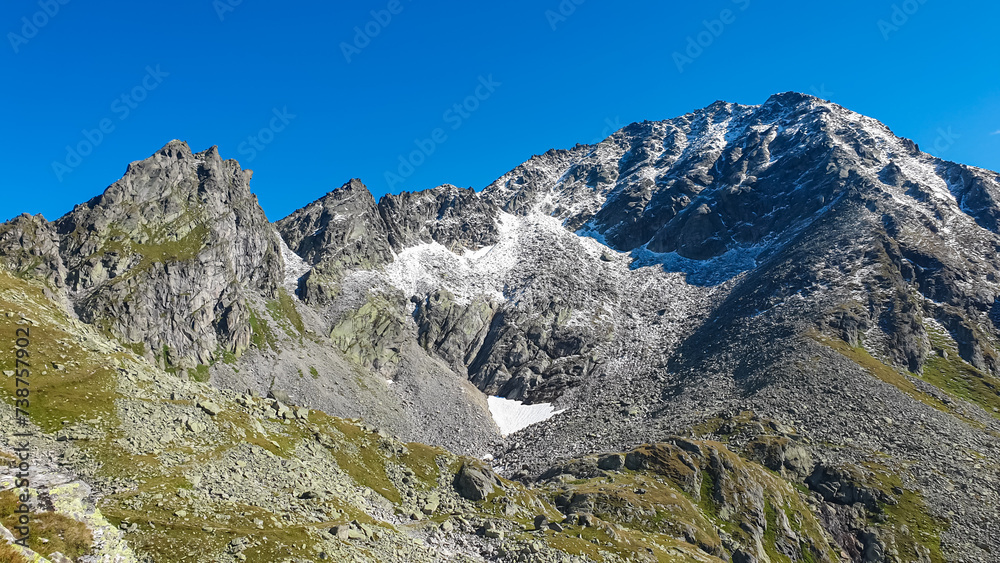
[275,179,394,304]
[453,462,499,501]
[415,289,497,371]
[539,437,838,562]
[379,184,501,251]
[466,300,602,401]
[0,213,67,295]
[54,140,284,367]
[414,289,600,400]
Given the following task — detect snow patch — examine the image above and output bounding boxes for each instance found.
[276,231,312,298]
[488,396,565,437]
[381,213,522,304]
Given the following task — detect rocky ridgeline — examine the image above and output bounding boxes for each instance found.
[2,93,1000,561]
[275,180,499,306]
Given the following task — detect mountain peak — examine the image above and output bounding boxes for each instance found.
[763,90,821,105]
[153,139,193,159]
[482,92,1000,278]
[331,178,372,197]
[52,139,283,365]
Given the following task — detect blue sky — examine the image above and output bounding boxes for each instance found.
[2,0,998,223]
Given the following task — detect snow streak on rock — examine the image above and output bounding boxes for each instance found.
[277,229,312,297]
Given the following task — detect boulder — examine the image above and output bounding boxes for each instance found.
[454,462,496,501]
[197,400,222,416]
[597,454,625,471]
[268,389,293,405]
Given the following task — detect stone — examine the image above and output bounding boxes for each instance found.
[421,499,439,515]
[597,454,625,471]
[185,420,207,434]
[50,140,284,366]
[276,179,396,305]
[331,525,350,540]
[454,463,496,501]
[197,401,222,416]
[268,389,293,405]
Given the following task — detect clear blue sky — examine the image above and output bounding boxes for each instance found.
[3,0,998,223]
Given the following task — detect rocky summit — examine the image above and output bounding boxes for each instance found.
[1,92,999,562]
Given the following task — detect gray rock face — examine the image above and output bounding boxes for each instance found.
[275,182,499,305]
[415,289,497,371]
[807,465,884,510]
[476,92,1000,382]
[52,141,283,366]
[379,184,500,251]
[485,94,857,263]
[943,165,1000,233]
[275,179,394,305]
[0,213,67,291]
[483,145,597,224]
[276,178,392,267]
[276,180,392,304]
[465,301,601,401]
[464,94,1000,560]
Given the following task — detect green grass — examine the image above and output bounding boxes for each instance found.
[248,309,277,352]
[101,501,318,563]
[817,335,971,424]
[863,463,946,563]
[0,272,120,433]
[689,411,755,439]
[98,223,210,284]
[819,329,1000,431]
[698,470,718,520]
[762,500,792,563]
[158,344,178,375]
[920,325,1000,420]
[310,414,402,504]
[400,442,445,488]
[266,293,305,338]
[309,366,319,379]
[570,470,721,551]
[214,346,238,365]
[0,490,94,559]
[95,409,325,561]
[126,341,146,357]
[0,541,31,563]
[191,364,210,383]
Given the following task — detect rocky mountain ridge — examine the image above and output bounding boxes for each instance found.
[2,92,999,562]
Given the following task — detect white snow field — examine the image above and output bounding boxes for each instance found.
[487,396,566,437]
